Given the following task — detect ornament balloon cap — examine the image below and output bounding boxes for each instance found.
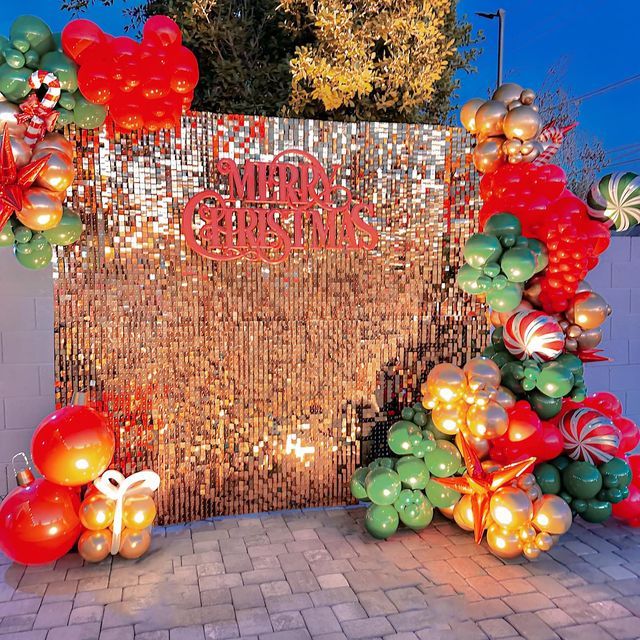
[12,452,35,486]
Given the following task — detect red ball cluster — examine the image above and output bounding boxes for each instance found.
[479,163,610,313]
[62,16,199,132]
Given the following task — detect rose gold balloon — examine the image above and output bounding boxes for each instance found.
[490,487,533,531]
[32,150,75,193]
[453,494,475,531]
[16,188,63,231]
[475,101,508,136]
[464,357,501,391]
[532,495,572,535]
[492,386,516,409]
[577,327,603,350]
[78,528,112,563]
[473,138,505,173]
[565,338,578,352]
[119,527,152,559]
[35,132,75,160]
[9,135,32,167]
[122,494,157,530]
[503,106,542,140]
[487,523,522,558]
[567,292,611,329]
[503,139,522,156]
[79,493,116,531]
[507,100,523,111]
[567,324,583,339]
[492,83,524,105]
[0,103,27,136]
[527,485,542,502]
[467,401,508,439]
[576,280,592,294]
[460,98,485,134]
[520,88,536,105]
[535,531,554,551]
[426,363,468,403]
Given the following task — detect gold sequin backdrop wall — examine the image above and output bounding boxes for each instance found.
[54,114,487,524]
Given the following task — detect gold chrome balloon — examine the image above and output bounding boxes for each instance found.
[79,493,116,531]
[119,527,152,559]
[425,363,467,403]
[523,543,541,560]
[456,431,490,460]
[503,106,541,141]
[16,188,63,230]
[78,529,112,563]
[453,494,475,531]
[9,135,32,167]
[35,132,75,160]
[577,327,603,350]
[526,485,542,502]
[432,400,467,435]
[520,88,536,105]
[460,98,485,133]
[464,357,501,391]
[475,101,508,137]
[487,523,522,558]
[466,401,508,439]
[473,138,505,174]
[532,495,573,535]
[439,503,456,519]
[575,280,592,294]
[32,150,75,194]
[517,473,536,490]
[489,487,534,531]
[0,103,27,136]
[567,292,611,329]
[492,83,524,105]
[492,386,516,409]
[518,524,537,543]
[535,531,554,551]
[503,139,522,156]
[122,493,157,531]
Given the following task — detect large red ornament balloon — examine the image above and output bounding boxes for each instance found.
[31,394,115,486]
[0,466,82,564]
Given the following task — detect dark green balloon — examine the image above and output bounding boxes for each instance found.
[534,463,561,494]
[350,467,369,500]
[73,94,108,129]
[527,390,563,419]
[58,92,76,111]
[500,246,537,283]
[14,234,52,269]
[425,479,460,508]
[555,353,583,377]
[393,489,434,530]
[500,361,525,395]
[0,64,31,101]
[387,420,422,455]
[368,457,395,470]
[24,49,39,69]
[412,410,428,428]
[486,281,523,313]
[396,456,430,490]
[10,15,55,54]
[40,51,78,92]
[491,351,515,368]
[43,208,83,246]
[425,441,461,478]
[457,264,484,295]
[484,213,522,239]
[463,233,503,269]
[4,48,25,69]
[551,456,571,471]
[0,220,14,247]
[401,407,416,421]
[364,504,399,539]
[580,499,612,524]
[562,461,603,500]
[535,363,574,399]
[52,32,63,52]
[365,467,402,505]
[527,238,549,273]
[599,457,632,490]
[55,107,75,127]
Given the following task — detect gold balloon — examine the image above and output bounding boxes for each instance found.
[460,98,485,133]
[453,494,475,531]
[466,401,508,439]
[16,188,63,231]
[473,138,505,173]
[464,357,501,391]
[79,493,116,530]
[503,139,522,156]
[425,363,467,403]
[565,338,578,352]
[567,324,582,339]
[577,327,603,350]
[486,523,523,558]
[567,292,611,329]
[492,386,516,409]
[507,100,523,111]
[517,473,536,490]
[576,280,592,294]
[518,524,537,543]
[503,106,541,141]
[0,103,27,136]
[10,136,32,168]
[527,485,542,502]
[535,531,554,551]
[122,493,157,530]
[522,140,544,162]
[439,503,456,519]
[490,487,533,531]
[475,101,508,136]
[523,543,541,560]
[492,83,524,105]
[532,495,573,535]
[119,527,152,559]
[35,132,75,160]
[32,149,75,194]
[432,401,467,435]
[78,529,113,563]
[520,88,536,105]
[456,431,490,460]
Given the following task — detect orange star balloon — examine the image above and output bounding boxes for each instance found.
[432,436,535,544]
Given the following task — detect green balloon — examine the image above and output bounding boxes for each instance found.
[550,455,571,472]
[486,281,523,313]
[463,233,503,269]
[0,220,14,246]
[581,499,612,524]
[484,213,522,239]
[14,234,52,269]
[350,467,369,500]
[0,64,31,101]
[425,440,461,478]
[401,407,416,421]
[500,246,537,282]
[24,49,39,69]
[527,238,548,273]
[562,461,603,500]
[52,32,63,52]
[40,51,78,92]
[425,479,460,508]
[457,264,484,295]
[534,463,562,494]
[13,224,32,244]
[10,15,55,54]
[412,410,428,428]
[364,504,399,539]
[500,361,525,395]
[599,457,632,490]
[387,420,422,455]
[368,457,395,470]
[412,438,436,458]
[73,94,108,129]
[527,390,563,419]
[55,107,75,127]
[4,48,25,69]
[365,467,402,505]
[43,208,83,246]
[58,93,76,110]
[393,489,434,530]
[491,351,514,368]
[555,353,583,377]
[423,417,452,442]
[535,363,574,399]
[396,456,430,490]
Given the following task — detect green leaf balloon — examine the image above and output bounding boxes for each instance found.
[484,212,522,239]
[14,233,52,269]
[535,362,574,398]
[73,94,108,129]
[387,420,422,455]
[0,64,31,101]
[486,281,523,312]
[425,440,461,478]
[463,233,503,269]
[10,15,55,54]
[425,479,460,508]
[599,457,632,490]
[500,246,536,282]
[40,51,78,92]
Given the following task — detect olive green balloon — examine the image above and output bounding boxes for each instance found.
[534,463,561,494]
[58,93,76,110]
[535,362,574,399]
[500,246,537,283]
[365,467,402,505]
[484,212,522,239]
[52,32,63,52]
[43,208,83,246]
[55,107,75,127]
[396,456,430,490]
[555,353,583,377]
[73,94,107,129]
[0,64,31,101]
[562,461,603,500]
[550,456,571,472]
[4,48,25,69]
[527,390,563,419]
[423,417,452,441]
[599,457,632,490]
[10,15,55,54]
[393,489,434,530]
[387,420,422,455]
[412,437,436,458]
[0,220,14,247]
[14,234,52,269]
[500,361,525,395]
[24,49,39,69]
[412,410,429,428]
[457,264,484,295]
[425,440,461,478]
[40,51,78,92]
[364,504,399,539]
[350,467,369,500]
[526,238,548,273]
[486,281,523,313]
[401,407,416,421]
[368,457,395,470]
[463,233,503,269]
[425,479,460,508]
[491,351,514,368]
[580,499,612,524]
[13,224,32,244]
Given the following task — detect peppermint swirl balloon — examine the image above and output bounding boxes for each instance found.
[559,408,621,465]
[503,310,565,362]
[587,172,640,232]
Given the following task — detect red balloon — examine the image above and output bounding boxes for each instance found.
[170,47,200,94]
[506,402,541,443]
[536,422,565,461]
[615,417,640,455]
[77,62,112,105]
[585,392,623,416]
[61,19,106,64]
[0,472,82,565]
[613,483,640,526]
[143,16,183,48]
[533,165,567,201]
[109,36,139,63]
[628,455,640,488]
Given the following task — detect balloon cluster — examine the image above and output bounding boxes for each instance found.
[588,171,640,233]
[62,16,198,132]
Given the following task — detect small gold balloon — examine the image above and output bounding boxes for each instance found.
[32,149,75,194]
[426,363,468,403]
[453,494,475,531]
[503,106,542,141]
[473,137,505,173]
[535,531,554,551]
[439,503,456,519]
[122,493,157,531]
[576,280,592,294]
[523,543,541,560]
[492,386,516,409]
[519,524,537,543]
[567,291,611,329]
[464,357,501,391]
[522,140,544,162]
[517,473,536,490]
[567,324,583,339]
[119,527,152,559]
[508,152,523,164]
[0,103,27,136]
[467,401,508,439]
[520,88,536,105]
[460,98,485,133]
[456,431,490,460]
[35,132,75,160]
[79,493,116,530]
[16,187,63,230]
[475,101,508,137]
[10,135,32,167]
[507,100,523,111]
[492,83,525,105]
[472,389,492,406]
[577,327,603,350]
[490,487,534,531]
[487,523,523,558]
[527,485,542,502]
[532,495,573,535]
[565,338,578,352]
[78,528,113,563]
[503,139,522,156]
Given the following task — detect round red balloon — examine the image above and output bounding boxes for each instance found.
[61,19,106,64]
[613,483,640,526]
[143,16,182,48]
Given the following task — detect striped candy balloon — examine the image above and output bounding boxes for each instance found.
[587,172,640,232]
[559,408,620,465]
[503,310,565,362]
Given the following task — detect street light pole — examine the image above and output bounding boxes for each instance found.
[476,9,506,91]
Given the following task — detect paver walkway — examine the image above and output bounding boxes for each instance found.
[1,507,640,640]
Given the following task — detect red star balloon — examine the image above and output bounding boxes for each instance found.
[432,436,536,544]
[0,124,50,230]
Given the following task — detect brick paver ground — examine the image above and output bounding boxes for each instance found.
[1,507,640,639]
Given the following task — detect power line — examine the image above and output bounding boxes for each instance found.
[546,73,640,111]
[601,156,640,170]
[605,142,640,155]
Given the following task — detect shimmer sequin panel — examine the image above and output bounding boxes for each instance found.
[54,114,486,524]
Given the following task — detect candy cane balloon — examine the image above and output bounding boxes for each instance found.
[533,122,577,166]
[22,71,61,147]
